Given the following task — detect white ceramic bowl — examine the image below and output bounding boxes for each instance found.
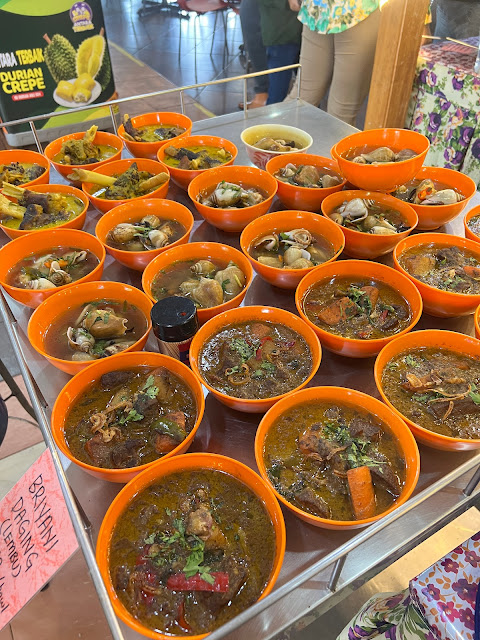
[241,124,313,170]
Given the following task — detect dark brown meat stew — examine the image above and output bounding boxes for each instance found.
[399,244,480,294]
[264,402,406,521]
[109,469,276,635]
[381,347,480,439]
[64,367,197,468]
[199,321,312,399]
[303,277,412,340]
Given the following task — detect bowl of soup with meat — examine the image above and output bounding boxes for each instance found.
[392,166,475,231]
[321,190,418,259]
[0,228,105,308]
[188,165,277,233]
[157,135,237,190]
[96,452,286,638]
[265,153,346,211]
[51,352,205,483]
[241,124,313,170]
[464,205,480,244]
[375,329,480,451]
[255,385,420,529]
[240,209,345,289]
[393,232,480,317]
[0,149,49,188]
[28,280,153,375]
[142,242,253,324]
[189,305,321,413]
[331,128,429,192]
[95,199,194,271]
[118,112,193,159]
[295,259,422,358]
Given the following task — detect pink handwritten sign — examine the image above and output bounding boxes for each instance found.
[0,448,79,629]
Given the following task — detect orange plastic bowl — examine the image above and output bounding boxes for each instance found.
[241,124,313,170]
[0,149,49,188]
[189,305,322,413]
[295,259,423,358]
[95,199,194,271]
[188,165,277,232]
[118,112,193,160]
[475,305,480,339]
[157,134,237,190]
[393,166,476,231]
[464,205,480,243]
[240,209,345,289]
[265,154,346,211]
[28,280,153,375]
[51,352,205,483]
[321,190,418,259]
[393,232,480,317]
[375,329,480,451]
[0,229,105,309]
[0,183,88,240]
[96,452,286,638]
[331,128,430,192]
[142,242,253,324]
[82,158,170,214]
[255,385,420,529]
[44,130,123,180]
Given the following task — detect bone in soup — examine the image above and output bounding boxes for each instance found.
[264,402,406,520]
[64,366,197,468]
[108,468,276,635]
[199,320,312,399]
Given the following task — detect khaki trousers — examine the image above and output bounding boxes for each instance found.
[289,9,381,126]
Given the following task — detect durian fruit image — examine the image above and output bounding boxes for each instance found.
[72,73,94,103]
[43,34,76,83]
[56,80,75,102]
[76,31,112,91]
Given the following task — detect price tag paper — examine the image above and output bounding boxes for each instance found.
[0,448,79,629]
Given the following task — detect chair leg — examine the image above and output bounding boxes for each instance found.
[194,13,199,83]
[221,9,229,57]
[210,10,220,56]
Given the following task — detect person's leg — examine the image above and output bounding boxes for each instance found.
[266,43,300,104]
[287,25,334,104]
[327,9,381,126]
[239,0,269,97]
[435,0,480,39]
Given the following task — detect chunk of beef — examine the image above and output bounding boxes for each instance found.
[192,558,248,619]
[133,392,158,416]
[369,452,402,496]
[361,285,379,308]
[349,416,382,443]
[186,505,213,538]
[166,411,186,433]
[85,433,112,467]
[21,189,49,210]
[100,370,134,390]
[250,323,271,340]
[317,297,358,326]
[295,165,320,186]
[178,154,191,169]
[18,203,51,230]
[324,406,346,421]
[111,438,143,468]
[296,487,331,518]
[401,371,442,393]
[405,254,435,277]
[428,396,479,421]
[136,503,159,527]
[324,471,348,495]
[114,565,130,590]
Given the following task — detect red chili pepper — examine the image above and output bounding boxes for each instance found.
[167,572,229,592]
[177,600,192,632]
[256,336,272,360]
[380,309,388,321]
[135,545,151,566]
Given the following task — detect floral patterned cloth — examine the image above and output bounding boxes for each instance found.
[298,0,379,34]
[406,38,480,187]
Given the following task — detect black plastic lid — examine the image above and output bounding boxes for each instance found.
[151,297,198,342]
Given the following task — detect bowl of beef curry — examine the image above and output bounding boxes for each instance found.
[255,386,419,529]
[96,452,286,638]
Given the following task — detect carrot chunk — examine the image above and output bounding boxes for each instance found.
[347,466,376,520]
[317,297,357,325]
[463,265,480,278]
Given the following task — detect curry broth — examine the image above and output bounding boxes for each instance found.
[65,366,197,468]
[109,469,276,635]
[135,123,186,142]
[163,145,232,168]
[264,402,406,521]
[53,144,117,165]
[381,347,480,439]
[1,193,84,230]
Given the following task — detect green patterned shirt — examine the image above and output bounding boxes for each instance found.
[298,0,379,34]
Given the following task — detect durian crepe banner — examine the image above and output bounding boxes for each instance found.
[0,0,115,134]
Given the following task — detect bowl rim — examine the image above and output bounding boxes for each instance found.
[141,240,254,309]
[240,123,313,153]
[393,232,480,301]
[254,385,420,527]
[50,352,206,477]
[117,111,193,144]
[265,153,347,191]
[94,199,194,259]
[187,165,278,210]
[374,328,480,446]
[95,451,286,639]
[321,190,419,237]
[295,259,423,347]
[0,228,106,294]
[464,204,480,236]
[27,280,153,367]
[239,209,346,276]
[189,305,322,407]
[331,128,430,166]
[157,134,238,173]
[475,303,480,333]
